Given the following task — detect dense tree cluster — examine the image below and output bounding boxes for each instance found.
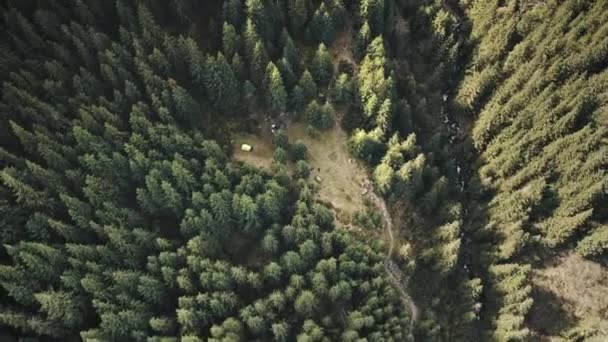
[452,1,607,339]
[458,0,607,260]
[0,0,411,340]
[340,1,484,339]
[339,0,606,339]
[1,0,605,340]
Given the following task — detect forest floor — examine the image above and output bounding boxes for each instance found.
[329,17,357,74]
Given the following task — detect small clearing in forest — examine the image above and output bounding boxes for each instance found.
[287,122,369,226]
[232,120,370,227]
[232,132,275,170]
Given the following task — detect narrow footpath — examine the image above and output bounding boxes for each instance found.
[367,191,419,341]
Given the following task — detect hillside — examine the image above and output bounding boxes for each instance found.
[455,1,608,340]
[0,0,606,341]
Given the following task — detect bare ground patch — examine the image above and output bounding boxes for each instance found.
[232,132,275,170]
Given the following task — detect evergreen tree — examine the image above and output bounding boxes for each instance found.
[310,3,335,45]
[332,73,354,104]
[311,44,333,85]
[242,80,258,112]
[295,290,318,317]
[348,128,384,165]
[373,163,394,195]
[222,0,243,27]
[288,0,309,33]
[282,34,300,74]
[292,141,308,160]
[294,160,311,179]
[355,22,371,60]
[290,85,306,112]
[298,70,318,102]
[360,0,384,35]
[246,0,273,43]
[277,58,297,90]
[201,53,241,113]
[249,41,269,85]
[231,53,246,80]
[264,62,288,112]
[222,22,240,58]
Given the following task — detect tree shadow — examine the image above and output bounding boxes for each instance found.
[527,286,577,338]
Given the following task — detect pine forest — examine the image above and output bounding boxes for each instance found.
[0,0,606,341]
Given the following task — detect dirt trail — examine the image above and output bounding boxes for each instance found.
[367,190,419,341]
[329,17,357,74]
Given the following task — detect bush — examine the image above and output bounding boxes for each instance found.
[305,125,319,137]
[305,101,334,131]
[353,209,382,230]
[274,147,288,164]
[348,128,384,165]
[294,160,311,179]
[332,73,354,104]
[292,141,308,161]
[272,129,289,148]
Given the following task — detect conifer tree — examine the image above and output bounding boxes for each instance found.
[311,43,333,85]
[332,73,354,104]
[231,53,246,80]
[288,0,309,33]
[298,70,318,102]
[277,58,297,90]
[222,0,243,27]
[290,85,306,111]
[246,0,273,43]
[249,41,269,85]
[282,34,300,74]
[265,62,287,112]
[355,21,371,59]
[360,0,384,35]
[222,22,240,58]
[203,53,240,113]
[310,3,335,45]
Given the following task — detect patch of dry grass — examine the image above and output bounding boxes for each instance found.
[287,122,369,226]
[232,132,275,170]
[231,119,372,229]
[529,252,608,340]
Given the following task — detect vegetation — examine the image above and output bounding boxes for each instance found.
[0,1,409,340]
[0,0,606,341]
[456,1,608,339]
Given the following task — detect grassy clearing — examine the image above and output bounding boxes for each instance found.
[232,120,371,228]
[231,132,275,170]
[529,252,608,339]
[287,122,369,227]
